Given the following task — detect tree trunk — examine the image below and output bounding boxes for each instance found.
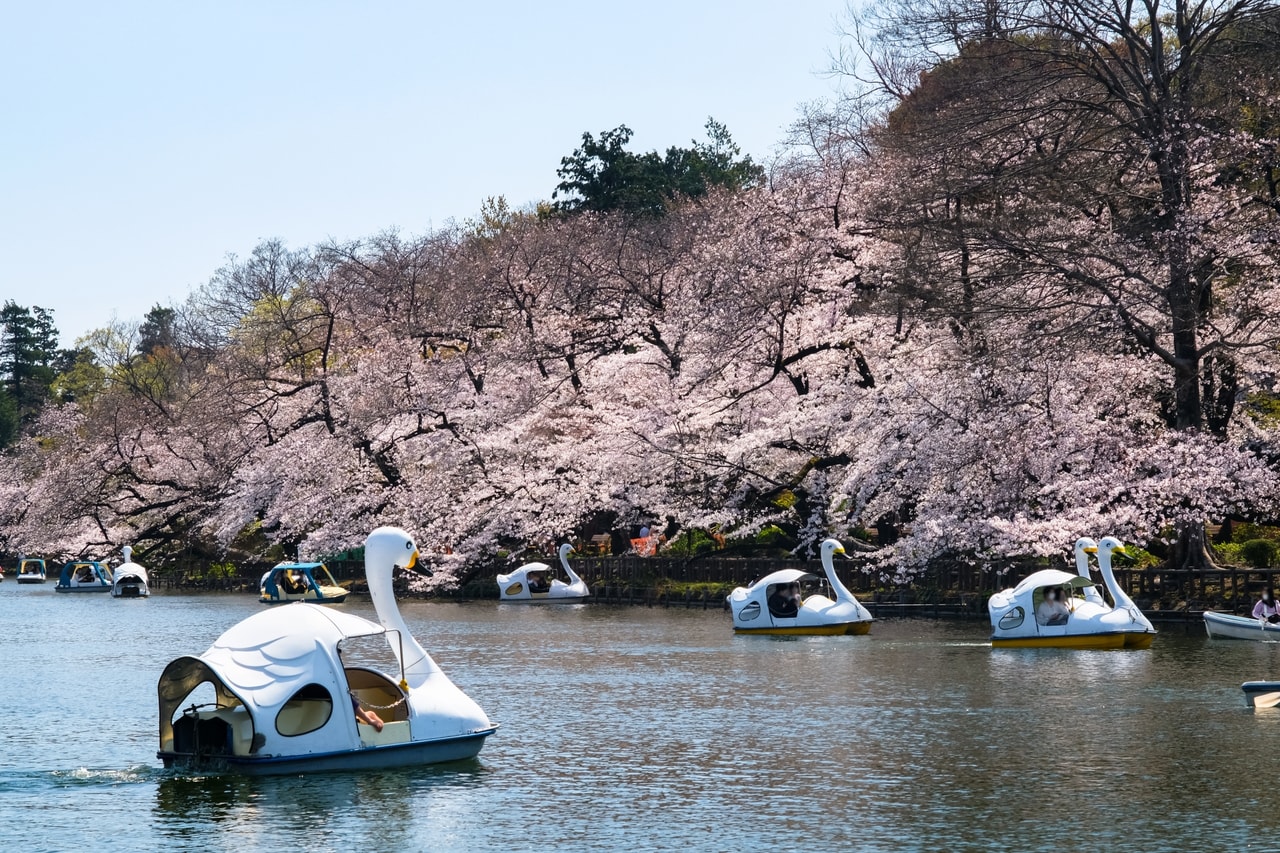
[1169,523,1219,571]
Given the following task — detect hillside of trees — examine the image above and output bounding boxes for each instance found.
[2,0,1279,586]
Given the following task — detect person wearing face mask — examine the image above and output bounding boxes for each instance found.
[1253,589,1280,624]
[1037,586,1071,626]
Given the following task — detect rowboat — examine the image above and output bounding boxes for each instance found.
[1242,681,1280,709]
[1204,611,1280,641]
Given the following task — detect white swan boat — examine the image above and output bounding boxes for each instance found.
[157,526,497,774]
[1204,611,1280,641]
[55,560,113,593]
[988,536,1156,649]
[16,558,48,584]
[727,538,873,635]
[497,544,589,603]
[259,561,349,604]
[112,545,151,598]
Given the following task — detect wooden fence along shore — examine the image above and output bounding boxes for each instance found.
[151,552,1280,628]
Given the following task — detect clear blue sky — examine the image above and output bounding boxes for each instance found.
[1,1,850,346]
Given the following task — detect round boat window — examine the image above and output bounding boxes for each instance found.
[276,683,333,737]
[997,606,1025,630]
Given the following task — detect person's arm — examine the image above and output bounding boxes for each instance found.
[355,704,384,731]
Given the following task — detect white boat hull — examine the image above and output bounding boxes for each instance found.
[1204,611,1280,641]
[160,726,497,775]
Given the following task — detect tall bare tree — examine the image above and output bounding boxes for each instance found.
[840,0,1280,567]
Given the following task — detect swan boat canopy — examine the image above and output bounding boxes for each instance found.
[259,561,349,605]
[16,558,47,584]
[988,537,1156,649]
[158,526,497,775]
[727,538,873,635]
[1204,611,1280,642]
[55,560,113,593]
[112,545,151,598]
[496,544,589,603]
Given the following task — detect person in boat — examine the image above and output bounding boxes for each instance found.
[75,564,95,584]
[351,694,384,731]
[1253,589,1280,624]
[280,570,307,594]
[1036,587,1070,626]
[527,571,549,593]
[768,582,800,618]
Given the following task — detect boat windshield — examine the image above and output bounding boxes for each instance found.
[314,565,341,587]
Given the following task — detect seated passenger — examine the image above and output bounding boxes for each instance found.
[75,565,95,584]
[280,571,307,594]
[768,582,799,618]
[527,571,549,593]
[1036,587,1070,626]
[351,694,384,732]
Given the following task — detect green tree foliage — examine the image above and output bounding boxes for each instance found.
[0,387,17,448]
[0,301,67,444]
[552,118,764,216]
[138,305,177,355]
[50,347,105,405]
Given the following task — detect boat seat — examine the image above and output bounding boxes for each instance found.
[199,706,255,756]
[359,719,411,747]
[276,698,333,736]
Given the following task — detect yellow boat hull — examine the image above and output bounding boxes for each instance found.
[735,622,871,636]
[991,631,1154,649]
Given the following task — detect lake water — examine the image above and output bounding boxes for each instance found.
[2,580,1278,852]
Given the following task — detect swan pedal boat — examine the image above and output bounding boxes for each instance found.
[158,526,497,775]
[16,558,47,584]
[112,545,151,598]
[988,537,1156,649]
[497,544,589,603]
[1204,611,1280,642]
[259,561,349,604]
[54,560,113,593]
[727,538,873,635]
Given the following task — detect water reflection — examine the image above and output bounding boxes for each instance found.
[7,592,1280,851]
[153,762,493,851]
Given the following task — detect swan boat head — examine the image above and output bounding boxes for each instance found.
[1095,535,1156,638]
[1072,537,1102,604]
